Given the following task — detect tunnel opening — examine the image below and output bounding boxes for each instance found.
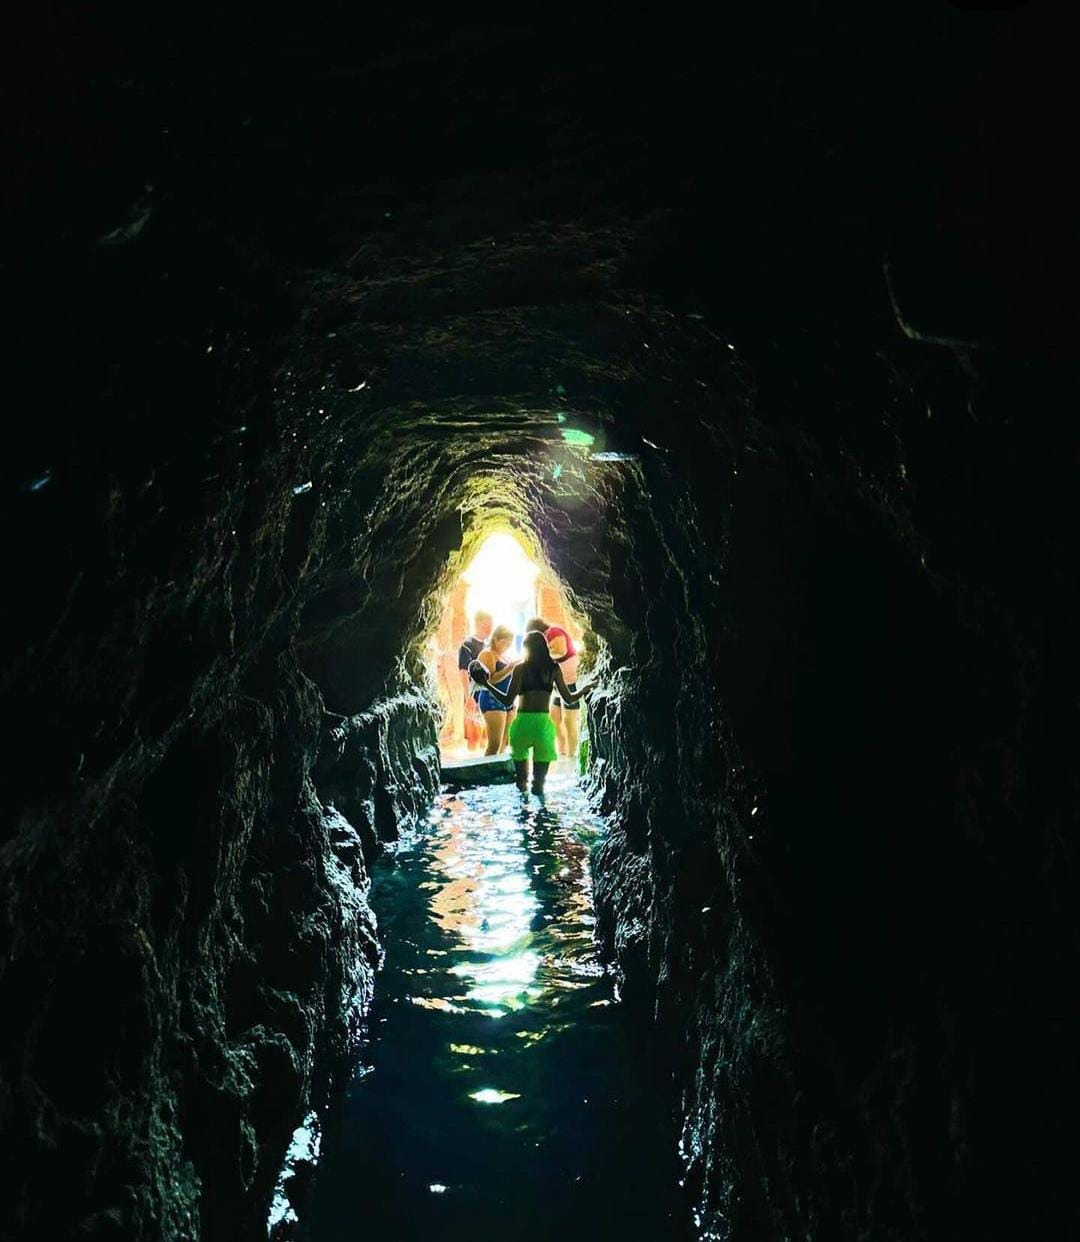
[423,527,590,763]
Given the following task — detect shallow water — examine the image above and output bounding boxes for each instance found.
[300,765,690,1242]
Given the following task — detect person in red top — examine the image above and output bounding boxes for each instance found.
[525,616,582,759]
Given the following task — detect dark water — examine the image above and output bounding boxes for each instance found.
[299,767,690,1242]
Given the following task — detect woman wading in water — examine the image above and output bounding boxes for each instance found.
[472,630,588,794]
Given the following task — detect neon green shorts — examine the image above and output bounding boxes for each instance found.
[508,711,558,763]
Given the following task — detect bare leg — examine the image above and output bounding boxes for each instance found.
[531,761,551,795]
[483,711,505,756]
[502,709,516,752]
[465,695,484,750]
[563,709,580,761]
[514,760,529,793]
[550,702,566,756]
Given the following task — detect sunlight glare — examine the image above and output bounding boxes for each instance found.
[469,1088,522,1105]
[462,531,540,634]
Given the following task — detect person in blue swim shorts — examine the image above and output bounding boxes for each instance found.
[475,624,518,755]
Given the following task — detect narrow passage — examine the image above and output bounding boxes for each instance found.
[300,766,689,1241]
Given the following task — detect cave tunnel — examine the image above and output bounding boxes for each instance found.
[3,4,1079,1241]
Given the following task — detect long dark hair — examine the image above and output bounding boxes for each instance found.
[522,629,556,675]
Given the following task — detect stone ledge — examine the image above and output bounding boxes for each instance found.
[439,754,516,786]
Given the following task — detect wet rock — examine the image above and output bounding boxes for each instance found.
[267,1111,322,1241]
[315,695,439,855]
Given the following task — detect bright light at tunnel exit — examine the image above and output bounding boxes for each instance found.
[462,532,540,638]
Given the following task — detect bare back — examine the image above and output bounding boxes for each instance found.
[503,662,574,712]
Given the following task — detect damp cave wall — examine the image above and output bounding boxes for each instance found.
[3,6,1080,1241]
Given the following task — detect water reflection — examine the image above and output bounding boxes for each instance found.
[300,767,688,1242]
[418,788,594,1027]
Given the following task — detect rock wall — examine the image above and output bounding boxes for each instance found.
[583,341,1080,1240]
[1,659,437,1240]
